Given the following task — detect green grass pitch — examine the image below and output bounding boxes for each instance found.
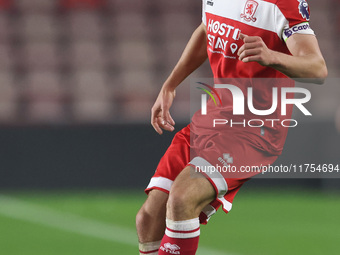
[0,189,339,255]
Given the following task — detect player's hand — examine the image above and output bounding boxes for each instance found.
[238,33,276,66]
[151,87,176,135]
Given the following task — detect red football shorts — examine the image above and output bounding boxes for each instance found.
[145,124,278,224]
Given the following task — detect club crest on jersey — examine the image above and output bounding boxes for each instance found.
[298,0,310,21]
[240,0,258,22]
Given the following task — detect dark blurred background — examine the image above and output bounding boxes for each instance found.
[0,0,339,191]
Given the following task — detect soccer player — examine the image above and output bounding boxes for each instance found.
[136,0,327,254]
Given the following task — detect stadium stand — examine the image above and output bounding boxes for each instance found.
[0,0,336,125]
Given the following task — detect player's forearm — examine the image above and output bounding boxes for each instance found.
[163,23,208,91]
[269,51,328,84]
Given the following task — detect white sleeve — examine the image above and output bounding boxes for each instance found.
[202,0,206,25]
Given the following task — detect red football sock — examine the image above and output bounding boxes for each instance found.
[159,218,200,255]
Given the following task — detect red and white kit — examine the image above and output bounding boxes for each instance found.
[146,0,315,224]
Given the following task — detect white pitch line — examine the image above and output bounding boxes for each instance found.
[0,195,231,255]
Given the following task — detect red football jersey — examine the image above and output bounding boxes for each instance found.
[192,0,314,155]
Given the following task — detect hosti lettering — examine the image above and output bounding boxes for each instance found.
[207,19,241,55]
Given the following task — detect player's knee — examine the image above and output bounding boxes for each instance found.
[136,207,148,231]
[136,190,168,230]
[167,188,195,217]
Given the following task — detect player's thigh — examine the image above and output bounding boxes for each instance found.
[169,166,216,212]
